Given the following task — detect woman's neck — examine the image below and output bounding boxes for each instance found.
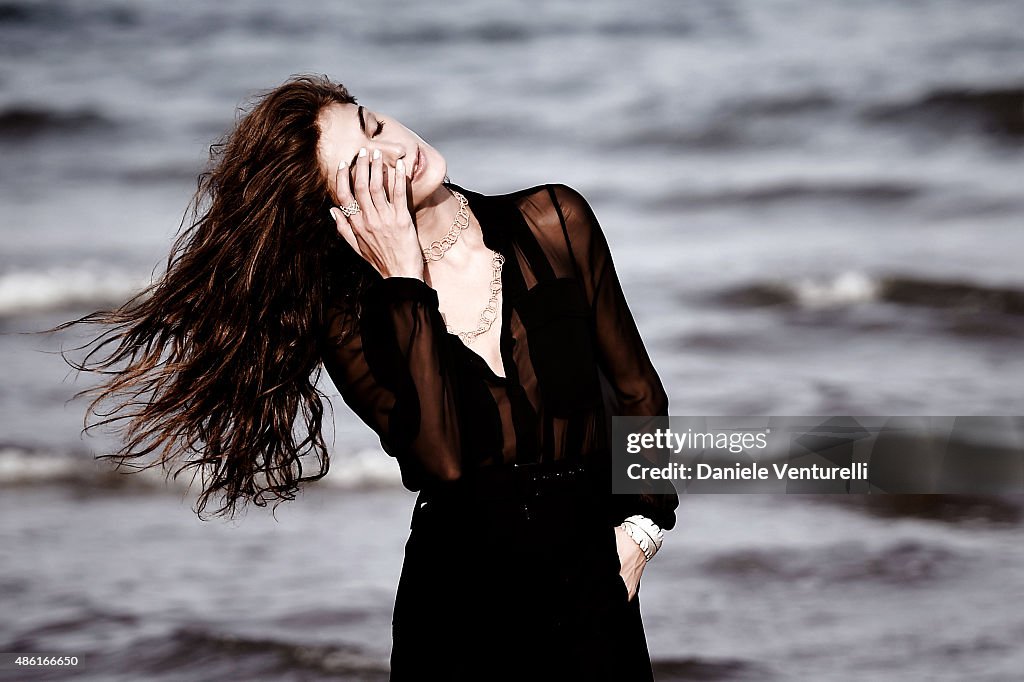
[412,183,469,250]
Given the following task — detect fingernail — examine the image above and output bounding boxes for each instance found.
[397,158,405,174]
[372,148,381,160]
[358,147,367,157]
[329,208,338,221]
[337,159,347,171]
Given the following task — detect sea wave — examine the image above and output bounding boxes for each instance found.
[0,267,152,318]
[608,83,1024,153]
[366,14,702,45]
[714,271,1024,315]
[92,624,389,680]
[0,1,135,25]
[820,494,1023,525]
[714,271,882,309]
[604,123,749,152]
[0,445,172,490]
[0,104,115,138]
[722,91,838,117]
[651,656,775,681]
[0,444,402,492]
[650,180,923,208]
[65,622,772,681]
[702,539,968,586]
[863,85,1024,139]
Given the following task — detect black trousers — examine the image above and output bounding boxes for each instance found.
[389,463,655,681]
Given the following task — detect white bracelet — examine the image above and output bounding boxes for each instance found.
[624,515,664,550]
[624,514,664,555]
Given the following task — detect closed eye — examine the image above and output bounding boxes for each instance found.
[372,120,385,138]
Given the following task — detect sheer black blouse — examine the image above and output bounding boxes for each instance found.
[320,182,678,532]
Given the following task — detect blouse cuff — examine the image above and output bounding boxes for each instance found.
[361,276,439,309]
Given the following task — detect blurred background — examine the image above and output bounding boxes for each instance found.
[2,0,1022,680]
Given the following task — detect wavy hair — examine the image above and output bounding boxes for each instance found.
[46,74,376,520]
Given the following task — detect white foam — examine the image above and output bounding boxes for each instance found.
[318,447,403,489]
[791,271,881,308]
[0,446,81,483]
[0,444,403,491]
[0,267,153,317]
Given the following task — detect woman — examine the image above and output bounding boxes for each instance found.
[54,74,678,680]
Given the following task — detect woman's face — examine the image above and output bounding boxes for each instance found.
[317,102,447,209]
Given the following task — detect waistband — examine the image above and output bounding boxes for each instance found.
[410,460,608,530]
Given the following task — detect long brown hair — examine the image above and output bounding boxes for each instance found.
[46,74,375,520]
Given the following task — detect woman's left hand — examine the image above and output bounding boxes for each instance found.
[613,524,646,602]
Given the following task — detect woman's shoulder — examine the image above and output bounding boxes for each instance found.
[511,184,600,244]
[500,182,591,210]
[450,180,589,205]
[451,181,596,232]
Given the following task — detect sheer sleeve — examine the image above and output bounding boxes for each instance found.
[319,275,462,490]
[550,184,679,532]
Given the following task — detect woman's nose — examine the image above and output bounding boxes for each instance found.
[373,143,408,167]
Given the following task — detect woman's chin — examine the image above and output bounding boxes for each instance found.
[410,168,448,207]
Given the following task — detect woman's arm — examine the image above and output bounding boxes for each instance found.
[320,152,463,489]
[320,275,463,489]
[548,184,680,532]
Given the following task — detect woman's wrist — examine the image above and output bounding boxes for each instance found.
[382,260,425,281]
[620,514,664,562]
[384,272,424,281]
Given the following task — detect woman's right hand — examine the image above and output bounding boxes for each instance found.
[330,147,424,281]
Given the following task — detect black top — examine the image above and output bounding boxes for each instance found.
[320,182,678,531]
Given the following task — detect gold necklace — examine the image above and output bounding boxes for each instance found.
[421,190,470,263]
[423,190,504,345]
[445,251,504,346]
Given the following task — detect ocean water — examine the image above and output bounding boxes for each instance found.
[1,0,1023,679]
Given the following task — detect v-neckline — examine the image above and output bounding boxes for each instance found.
[446,322,508,383]
[441,183,510,384]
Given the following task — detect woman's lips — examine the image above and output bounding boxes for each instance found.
[412,146,424,180]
